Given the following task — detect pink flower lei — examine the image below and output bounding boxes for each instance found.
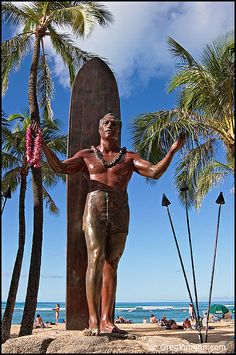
[26,125,42,168]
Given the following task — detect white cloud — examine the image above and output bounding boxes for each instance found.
[77,1,234,97]
[11,2,235,97]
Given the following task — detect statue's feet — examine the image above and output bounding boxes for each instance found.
[83,328,100,336]
[111,326,128,334]
[100,322,127,335]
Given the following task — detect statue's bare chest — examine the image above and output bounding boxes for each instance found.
[84,152,133,178]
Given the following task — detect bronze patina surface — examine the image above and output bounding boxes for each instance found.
[66,58,121,330]
[39,59,185,335]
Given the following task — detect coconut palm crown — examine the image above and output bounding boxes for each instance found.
[2,1,114,119]
[131,32,234,208]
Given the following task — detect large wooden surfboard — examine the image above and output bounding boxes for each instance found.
[66,57,121,330]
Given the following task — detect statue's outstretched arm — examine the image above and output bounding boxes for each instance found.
[133,132,186,179]
[30,120,85,174]
[42,142,84,174]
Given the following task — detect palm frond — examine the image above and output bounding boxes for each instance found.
[47,136,67,156]
[41,161,66,188]
[175,139,218,180]
[2,110,67,216]
[195,161,232,208]
[48,2,113,38]
[1,113,11,139]
[49,28,95,85]
[168,66,212,99]
[7,113,29,122]
[168,33,234,121]
[1,2,28,27]
[42,186,59,215]
[37,47,54,120]
[2,33,33,95]
[131,109,207,163]
[167,37,198,67]
[41,117,67,155]
[131,33,234,208]
[225,149,235,171]
[1,168,21,194]
[3,132,26,158]
[2,114,29,159]
[2,152,20,170]
[202,32,234,71]
[175,139,219,208]
[42,117,62,133]
[77,1,114,35]
[20,3,43,24]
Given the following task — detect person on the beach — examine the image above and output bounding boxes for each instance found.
[183,317,192,330]
[115,316,132,324]
[223,311,232,320]
[168,319,179,330]
[160,315,168,327]
[54,303,60,325]
[115,316,125,324]
[188,303,194,321]
[160,316,180,330]
[31,113,186,336]
[34,314,45,328]
[150,314,158,323]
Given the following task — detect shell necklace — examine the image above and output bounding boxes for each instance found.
[91,145,126,168]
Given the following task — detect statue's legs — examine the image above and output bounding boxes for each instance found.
[84,224,106,332]
[83,190,129,333]
[100,232,127,332]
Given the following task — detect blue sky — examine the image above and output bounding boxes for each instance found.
[2,1,235,303]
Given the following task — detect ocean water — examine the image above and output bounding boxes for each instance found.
[1,301,234,325]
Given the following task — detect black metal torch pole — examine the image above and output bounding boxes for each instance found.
[180,183,203,343]
[162,194,197,320]
[204,192,225,343]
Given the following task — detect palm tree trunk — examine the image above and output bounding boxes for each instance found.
[27,32,41,122]
[19,34,44,337]
[1,175,27,343]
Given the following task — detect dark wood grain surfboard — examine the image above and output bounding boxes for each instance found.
[66,57,121,330]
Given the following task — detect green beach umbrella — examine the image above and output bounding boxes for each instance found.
[209,304,229,314]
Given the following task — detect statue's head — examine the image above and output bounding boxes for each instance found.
[99,113,121,129]
[99,113,121,140]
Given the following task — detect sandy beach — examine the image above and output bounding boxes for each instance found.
[2,320,233,353]
[9,320,234,343]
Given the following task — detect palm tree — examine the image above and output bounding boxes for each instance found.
[1,2,113,336]
[131,32,234,208]
[1,113,67,343]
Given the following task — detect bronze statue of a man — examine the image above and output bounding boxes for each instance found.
[32,113,185,335]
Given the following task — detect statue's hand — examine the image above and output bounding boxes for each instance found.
[170,132,186,155]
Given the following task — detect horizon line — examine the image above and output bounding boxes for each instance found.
[2,298,234,304]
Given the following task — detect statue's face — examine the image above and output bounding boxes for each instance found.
[99,116,120,140]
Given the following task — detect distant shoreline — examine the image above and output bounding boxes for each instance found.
[2,299,234,303]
